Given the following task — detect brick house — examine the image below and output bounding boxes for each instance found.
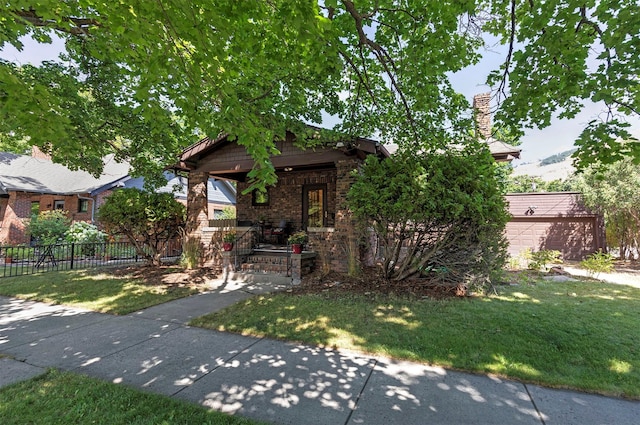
[177,125,521,279]
[0,149,235,245]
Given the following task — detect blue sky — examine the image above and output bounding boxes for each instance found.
[2,36,637,164]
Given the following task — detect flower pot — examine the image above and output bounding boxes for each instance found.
[291,244,303,254]
[4,257,12,264]
[223,242,234,251]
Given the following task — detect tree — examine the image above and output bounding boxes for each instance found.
[1,1,638,186]
[348,143,509,290]
[98,189,186,266]
[576,158,640,260]
[503,174,578,193]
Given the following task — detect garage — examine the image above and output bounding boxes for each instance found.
[505,193,605,261]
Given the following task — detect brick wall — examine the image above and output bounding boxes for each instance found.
[237,169,337,231]
[0,191,95,244]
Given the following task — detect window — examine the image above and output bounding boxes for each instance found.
[252,189,270,206]
[53,200,65,210]
[303,184,327,228]
[78,199,89,213]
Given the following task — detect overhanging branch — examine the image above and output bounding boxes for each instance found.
[13,9,100,36]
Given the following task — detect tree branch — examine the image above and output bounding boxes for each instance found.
[341,0,420,140]
[497,0,517,100]
[13,9,99,36]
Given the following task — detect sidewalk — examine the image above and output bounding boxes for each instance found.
[1,278,638,425]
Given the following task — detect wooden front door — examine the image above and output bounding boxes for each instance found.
[302,184,327,229]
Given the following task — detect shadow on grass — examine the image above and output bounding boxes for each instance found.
[0,270,198,315]
[193,281,640,398]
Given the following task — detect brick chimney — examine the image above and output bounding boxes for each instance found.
[31,146,52,161]
[473,93,492,139]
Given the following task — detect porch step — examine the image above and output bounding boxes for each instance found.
[244,255,289,265]
[241,263,288,274]
[240,252,290,275]
[225,271,294,287]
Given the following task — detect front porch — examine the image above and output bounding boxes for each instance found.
[180,130,388,280]
[203,220,327,283]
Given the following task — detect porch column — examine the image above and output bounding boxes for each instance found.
[333,159,361,274]
[186,171,209,238]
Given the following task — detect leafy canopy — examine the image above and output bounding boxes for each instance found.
[575,158,640,260]
[1,1,638,185]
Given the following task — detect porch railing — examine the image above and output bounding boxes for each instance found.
[209,218,237,228]
[233,225,259,270]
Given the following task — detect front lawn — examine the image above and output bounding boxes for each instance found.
[0,369,263,425]
[0,266,204,315]
[190,276,640,399]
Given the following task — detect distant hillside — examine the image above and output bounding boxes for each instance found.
[512,149,576,181]
[539,148,577,166]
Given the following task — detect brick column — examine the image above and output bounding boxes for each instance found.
[186,171,211,267]
[186,171,209,238]
[333,159,361,274]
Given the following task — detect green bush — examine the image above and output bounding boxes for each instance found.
[580,250,614,277]
[2,246,35,261]
[528,250,562,271]
[27,210,70,245]
[348,142,509,291]
[98,188,185,265]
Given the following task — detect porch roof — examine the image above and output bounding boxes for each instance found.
[176,128,390,181]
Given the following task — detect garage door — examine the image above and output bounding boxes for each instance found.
[506,217,597,260]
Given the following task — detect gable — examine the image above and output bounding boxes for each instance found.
[178,130,389,181]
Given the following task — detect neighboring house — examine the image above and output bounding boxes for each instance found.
[176,123,520,277]
[0,149,235,245]
[120,173,236,220]
[505,192,606,261]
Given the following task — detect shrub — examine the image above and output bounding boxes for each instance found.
[218,206,236,219]
[27,210,70,245]
[528,250,562,271]
[98,188,185,266]
[65,222,107,256]
[348,143,509,292]
[65,221,107,244]
[580,250,614,278]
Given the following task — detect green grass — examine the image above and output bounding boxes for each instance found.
[0,369,263,425]
[190,278,640,399]
[0,269,200,315]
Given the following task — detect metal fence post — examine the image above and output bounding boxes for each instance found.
[70,243,75,270]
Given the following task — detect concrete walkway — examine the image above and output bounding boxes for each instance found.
[1,278,638,425]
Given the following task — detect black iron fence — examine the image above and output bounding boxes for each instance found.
[0,240,182,278]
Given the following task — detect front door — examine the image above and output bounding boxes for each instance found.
[302,184,327,229]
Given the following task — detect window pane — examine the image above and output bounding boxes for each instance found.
[307,189,323,227]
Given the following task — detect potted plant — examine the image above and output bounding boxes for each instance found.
[222,231,236,251]
[288,231,307,254]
